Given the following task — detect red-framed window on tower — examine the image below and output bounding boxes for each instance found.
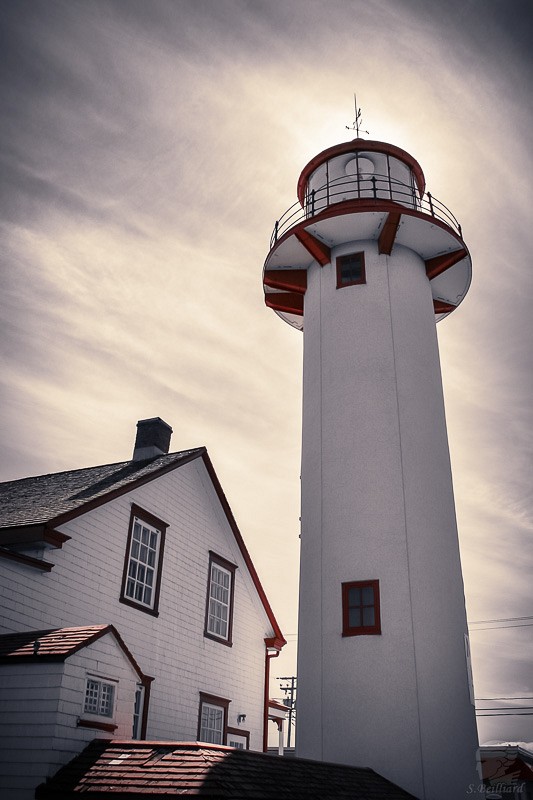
[336,251,366,289]
[342,579,381,636]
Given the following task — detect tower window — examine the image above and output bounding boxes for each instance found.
[336,251,366,288]
[342,579,381,636]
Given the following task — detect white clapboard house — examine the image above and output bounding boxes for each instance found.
[0,418,285,799]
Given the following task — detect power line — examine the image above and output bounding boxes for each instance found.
[476,712,533,717]
[469,623,533,631]
[476,696,533,701]
[469,615,533,624]
[476,707,533,711]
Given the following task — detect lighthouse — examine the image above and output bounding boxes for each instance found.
[262,133,479,798]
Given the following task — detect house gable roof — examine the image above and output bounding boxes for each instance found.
[35,740,419,799]
[0,448,285,647]
[0,624,146,679]
[0,448,204,531]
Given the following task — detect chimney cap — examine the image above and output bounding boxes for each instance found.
[132,417,173,462]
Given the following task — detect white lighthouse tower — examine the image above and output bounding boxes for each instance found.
[262,130,479,798]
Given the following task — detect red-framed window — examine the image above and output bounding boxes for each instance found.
[336,251,366,288]
[342,579,381,636]
[198,692,231,745]
[204,552,237,646]
[120,504,168,616]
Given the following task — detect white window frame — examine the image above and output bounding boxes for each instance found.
[204,553,236,645]
[199,700,226,744]
[227,731,249,749]
[83,676,116,718]
[124,516,161,609]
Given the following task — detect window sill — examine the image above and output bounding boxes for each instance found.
[77,718,118,733]
[119,596,159,617]
[203,631,233,647]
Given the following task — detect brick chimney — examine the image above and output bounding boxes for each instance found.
[132,417,173,461]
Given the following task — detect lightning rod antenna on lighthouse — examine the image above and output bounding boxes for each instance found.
[345,92,369,137]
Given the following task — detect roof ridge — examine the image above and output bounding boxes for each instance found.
[0,447,206,486]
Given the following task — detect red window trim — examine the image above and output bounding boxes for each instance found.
[77,718,118,733]
[119,504,168,617]
[198,692,231,744]
[336,251,366,289]
[342,579,381,636]
[226,726,250,749]
[204,551,237,647]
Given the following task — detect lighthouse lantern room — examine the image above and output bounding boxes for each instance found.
[263,133,479,799]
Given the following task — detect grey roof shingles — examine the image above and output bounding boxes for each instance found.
[35,740,420,799]
[0,448,204,529]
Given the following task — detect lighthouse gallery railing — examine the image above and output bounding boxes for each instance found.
[270,174,462,248]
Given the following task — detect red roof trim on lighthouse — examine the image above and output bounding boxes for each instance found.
[265,292,304,317]
[297,139,426,205]
[425,248,468,279]
[433,299,457,314]
[264,269,307,294]
[295,230,331,266]
[378,211,402,255]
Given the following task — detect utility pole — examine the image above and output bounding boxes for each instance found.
[277,676,297,748]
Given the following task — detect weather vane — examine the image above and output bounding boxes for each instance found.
[346,93,369,137]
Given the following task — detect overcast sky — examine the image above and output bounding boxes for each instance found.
[0,0,532,746]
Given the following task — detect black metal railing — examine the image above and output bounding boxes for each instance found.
[269,174,462,248]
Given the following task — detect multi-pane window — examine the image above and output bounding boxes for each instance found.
[200,702,224,744]
[125,518,159,608]
[84,678,115,717]
[198,693,230,745]
[204,553,236,645]
[336,251,366,288]
[342,579,381,636]
[120,505,167,615]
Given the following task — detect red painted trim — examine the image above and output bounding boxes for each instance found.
[336,251,366,289]
[265,292,304,316]
[267,199,467,268]
[433,299,457,314]
[140,675,154,739]
[263,269,307,294]
[119,504,168,616]
[268,700,290,712]
[203,552,237,647]
[295,229,331,266]
[342,579,381,637]
[77,718,118,733]
[0,547,53,571]
[200,453,286,648]
[378,211,402,255]
[226,726,250,749]
[425,248,467,279]
[297,139,426,204]
[263,645,280,752]
[0,524,70,548]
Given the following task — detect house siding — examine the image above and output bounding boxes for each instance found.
[0,633,139,799]
[0,458,273,756]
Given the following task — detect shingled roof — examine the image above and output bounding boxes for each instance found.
[35,740,419,799]
[0,448,204,530]
[0,624,145,678]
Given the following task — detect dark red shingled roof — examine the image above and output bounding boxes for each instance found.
[35,740,419,799]
[0,625,144,678]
